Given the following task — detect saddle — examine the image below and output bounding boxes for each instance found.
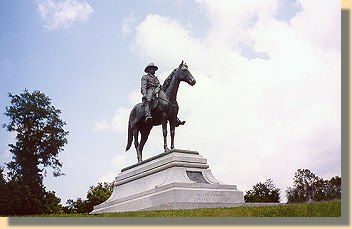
[141,91,171,110]
[136,91,172,123]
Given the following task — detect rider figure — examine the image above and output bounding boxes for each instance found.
[141,63,161,122]
[141,63,185,126]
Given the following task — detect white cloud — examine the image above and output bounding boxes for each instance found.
[94,108,129,134]
[98,172,117,183]
[99,151,134,184]
[94,90,140,134]
[133,14,201,67]
[112,153,130,169]
[290,0,340,51]
[100,0,341,202]
[94,119,110,131]
[111,108,130,134]
[37,0,93,30]
[121,13,136,36]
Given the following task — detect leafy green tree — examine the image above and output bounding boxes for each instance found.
[312,176,341,201]
[42,191,64,214]
[0,167,6,186]
[2,89,68,215]
[286,186,304,203]
[65,198,90,214]
[0,179,32,215]
[66,182,114,213]
[87,182,114,207]
[286,169,320,203]
[286,169,341,203]
[311,177,328,201]
[244,179,280,203]
[0,176,63,215]
[326,176,341,200]
[0,167,9,215]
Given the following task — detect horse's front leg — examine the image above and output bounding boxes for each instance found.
[162,118,169,151]
[170,120,176,149]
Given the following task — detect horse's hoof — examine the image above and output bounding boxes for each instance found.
[176,121,186,127]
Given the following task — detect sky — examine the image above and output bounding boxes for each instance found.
[0,0,341,204]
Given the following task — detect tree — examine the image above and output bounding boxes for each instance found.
[87,182,114,208]
[0,178,34,215]
[42,191,64,214]
[244,179,280,203]
[326,176,341,200]
[286,169,341,203]
[286,169,320,203]
[65,198,91,214]
[66,182,114,213]
[0,167,8,215]
[2,89,68,214]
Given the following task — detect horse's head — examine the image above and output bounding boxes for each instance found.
[178,61,196,86]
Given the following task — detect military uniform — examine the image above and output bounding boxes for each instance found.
[141,63,160,122]
[141,73,161,101]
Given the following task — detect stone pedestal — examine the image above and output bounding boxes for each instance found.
[91,149,244,213]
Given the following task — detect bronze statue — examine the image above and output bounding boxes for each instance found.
[141,63,161,123]
[126,61,196,162]
[141,63,185,126]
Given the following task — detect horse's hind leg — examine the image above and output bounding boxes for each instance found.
[138,127,151,158]
[133,129,142,162]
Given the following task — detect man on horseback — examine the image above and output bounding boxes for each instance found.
[141,63,185,126]
[141,63,161,122]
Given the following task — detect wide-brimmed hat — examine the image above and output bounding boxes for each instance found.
[144,63,158,73]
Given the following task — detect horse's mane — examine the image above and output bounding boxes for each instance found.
[162,68,178,91]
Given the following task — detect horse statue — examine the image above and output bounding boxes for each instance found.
[125,61,196,162]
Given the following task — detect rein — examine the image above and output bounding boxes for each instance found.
[159,91,178,107]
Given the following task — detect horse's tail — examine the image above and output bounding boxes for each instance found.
[126,106,138,152]
[125,120,133,152]
[126,104,144,152]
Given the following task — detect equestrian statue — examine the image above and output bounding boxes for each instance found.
[125,61,196,162]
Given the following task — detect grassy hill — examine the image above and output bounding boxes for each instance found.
[49,200,341,217]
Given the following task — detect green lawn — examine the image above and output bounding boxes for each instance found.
[48,200,341,217]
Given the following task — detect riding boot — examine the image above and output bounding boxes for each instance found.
[145,101,152,122]
[175,117,186,127]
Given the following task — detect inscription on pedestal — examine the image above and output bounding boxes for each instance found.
[193,192,231,203]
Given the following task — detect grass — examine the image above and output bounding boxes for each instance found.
[45,200,341,217]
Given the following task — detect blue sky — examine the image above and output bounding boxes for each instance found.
[0,0,340,204]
